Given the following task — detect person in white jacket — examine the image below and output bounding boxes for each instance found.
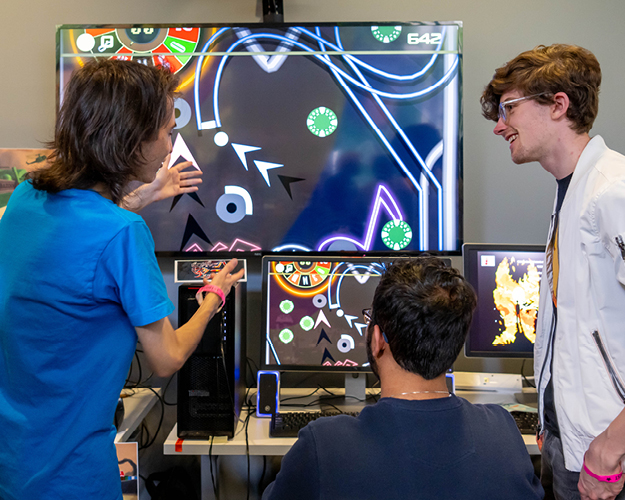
[481,44,625,500]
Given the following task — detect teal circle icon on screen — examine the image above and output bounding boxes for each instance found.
[381,220,413,250]
[371,26,402,43]
[307,107,338,137]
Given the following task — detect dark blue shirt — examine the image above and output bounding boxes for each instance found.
[263,396,544,500]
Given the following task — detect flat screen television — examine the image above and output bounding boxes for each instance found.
[462,243,545,358]
[57,22,463,255]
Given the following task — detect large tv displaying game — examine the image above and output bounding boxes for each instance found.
[463,243,545,358]
[57,22,462,254]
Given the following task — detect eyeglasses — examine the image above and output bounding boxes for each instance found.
[498,92,548,123]
[363,308,373,325]
[362,308,389,343]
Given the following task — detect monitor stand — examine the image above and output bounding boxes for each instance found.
[514,390,538,408]
[318,373,368,409]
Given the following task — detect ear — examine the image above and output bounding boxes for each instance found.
[371,324,386,358]
[551,92,570,120]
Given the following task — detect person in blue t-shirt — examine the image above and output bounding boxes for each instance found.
[0,59,244,500]
[262,258,544,500]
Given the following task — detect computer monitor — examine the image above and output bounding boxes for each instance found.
[56,22,463,254]
[261,255,386,373]
[261,255,452,400]
[462,243,545,358]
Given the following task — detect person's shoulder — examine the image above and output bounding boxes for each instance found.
[457,398,515,423]
[591,137,625,177]
[307,413,362,433]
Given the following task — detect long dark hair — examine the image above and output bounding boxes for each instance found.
[31,59,179,204]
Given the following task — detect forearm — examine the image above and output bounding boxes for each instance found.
[174,292,222,359]
[120,183,160,213]
[588,408,625,468]
[136,259,243,377]
[579,409,625,498]
[136,292,222,377]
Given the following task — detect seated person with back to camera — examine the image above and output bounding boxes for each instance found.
[261,257,544,500]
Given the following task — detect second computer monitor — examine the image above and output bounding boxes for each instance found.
[463,243,545,358]
[262,256,387,372]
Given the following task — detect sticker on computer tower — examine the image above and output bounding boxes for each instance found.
[175,259,247,283]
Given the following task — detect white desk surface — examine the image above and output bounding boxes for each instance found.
[164,387,539,456]
[115,387,162,443]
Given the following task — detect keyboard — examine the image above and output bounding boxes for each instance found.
[510,410,539,435]
[270,410,360,437]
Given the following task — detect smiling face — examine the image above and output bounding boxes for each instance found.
[134,106,176,184]
[493,89,554,166]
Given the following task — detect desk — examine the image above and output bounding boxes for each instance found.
[115,387,162,443]
[164,388,538,498]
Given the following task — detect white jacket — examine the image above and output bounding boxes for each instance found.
[535,135,625,472]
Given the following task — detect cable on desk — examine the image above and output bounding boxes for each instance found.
[278,385,379,412]
[130,351,143,388]
[138,387,165,451]
[278,387,322,404]
[244,406,253,500]
[258,456,267,496]
[246,357,260,388]
[161,374,177,406]
[209,435,219,498]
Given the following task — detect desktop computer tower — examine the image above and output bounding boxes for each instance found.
[177,284,246,439]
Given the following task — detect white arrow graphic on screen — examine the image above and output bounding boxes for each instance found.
[354,323,367,336]
[232,143,262,171]
[169,134,201,171]
[234,27,300,73]
[344,314,358,328]
[254,160,284,187]
[314,310,332,329]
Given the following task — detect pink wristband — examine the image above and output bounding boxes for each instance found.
[198,284,225,309]
[582,456,623,483]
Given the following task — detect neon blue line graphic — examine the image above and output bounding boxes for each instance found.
[208,32,459,129]
[271,244,313,252]
[326,262,385,311]
[317,184,404,252]
[194,27,230,131]
[266,332,280,364]
[195,26,460,251]
[328,26,446,250]
[295,27,441,82]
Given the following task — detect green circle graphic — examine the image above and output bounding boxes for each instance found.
[381,219,413,250]
[307,107,338,137]
[280,300,294,314]
[300,316,315,331]
[279,329,294,344]
[371,26,402,44]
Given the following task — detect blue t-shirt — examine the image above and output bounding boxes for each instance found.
[262,396,544,500]
[0,181,174,500]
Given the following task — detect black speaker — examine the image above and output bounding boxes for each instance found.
[177,284,245,438]
[256,371,280,417]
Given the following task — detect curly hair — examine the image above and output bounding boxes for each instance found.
[481,44,601,134]
[371,257,477,380]
[31,59,179,204]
